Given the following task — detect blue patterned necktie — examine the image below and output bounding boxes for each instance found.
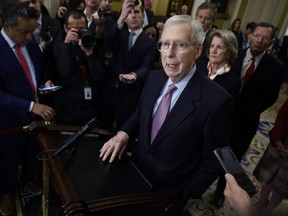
[34,22,41,44]
[128,31,135,51]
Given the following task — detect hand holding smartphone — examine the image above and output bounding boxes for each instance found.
[213,146,257,197]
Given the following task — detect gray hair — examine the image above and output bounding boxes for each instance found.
[164,15,204,45]
[207,29,238,64]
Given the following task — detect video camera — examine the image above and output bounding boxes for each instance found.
[78,28,96,49]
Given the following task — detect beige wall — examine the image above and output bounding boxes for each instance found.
[112,0,169,16]
[43,0,288,39]
[43,0,60,18]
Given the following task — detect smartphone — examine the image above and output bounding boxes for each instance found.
[213,146,256,196]
[120,76,131,82]
[38,85,62,93]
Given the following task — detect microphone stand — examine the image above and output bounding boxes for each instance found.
[51,118,98,161]
[64,145,78,166]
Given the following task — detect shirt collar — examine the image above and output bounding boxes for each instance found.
[37,13,42,26]
[129,28,143,37]
[246,48,265,65]
[207,61,231,79]
[1,28,16,49]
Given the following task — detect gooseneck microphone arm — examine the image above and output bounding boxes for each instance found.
[51,118,98,158]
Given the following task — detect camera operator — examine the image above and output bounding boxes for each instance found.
[55,9,104,125]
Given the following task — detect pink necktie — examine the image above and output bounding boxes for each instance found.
[15,45,36,100]
[243,57,255,89]
[151,83,177,143]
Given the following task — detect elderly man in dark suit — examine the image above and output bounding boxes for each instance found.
[100,14,233,215]
[100,0,159,130]
[0,2,55,215]
[214,22,286,208]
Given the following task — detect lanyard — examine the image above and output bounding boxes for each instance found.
[75,55,87,81]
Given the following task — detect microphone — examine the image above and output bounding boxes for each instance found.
[51,117,98,158]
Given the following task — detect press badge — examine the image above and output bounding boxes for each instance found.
[84,86,92,100]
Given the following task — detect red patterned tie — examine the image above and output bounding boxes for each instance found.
[151,83,177,143]
[15,45,36,100]
[243,57,255,89]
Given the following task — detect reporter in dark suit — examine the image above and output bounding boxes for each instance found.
[101,0,159,130]
[214,22,286,207]
[100,15,233,215]
[0,2,55,214]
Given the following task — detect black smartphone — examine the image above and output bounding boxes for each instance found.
[213,146,256,196]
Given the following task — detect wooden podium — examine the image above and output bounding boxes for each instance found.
[0,122,174,216]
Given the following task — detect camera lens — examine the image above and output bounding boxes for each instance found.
[78,28,96,49]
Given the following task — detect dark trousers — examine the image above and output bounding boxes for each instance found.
[0,134,40,194]
[215,112,260,195]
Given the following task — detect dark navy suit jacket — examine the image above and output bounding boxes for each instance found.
[121,69,233,209]
[230,48,285,159]
[0,32,45,194]
[104,24,159,127]
[0,33,44,130]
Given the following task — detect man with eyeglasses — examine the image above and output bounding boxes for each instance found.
[99,15,233,215]
[214,21,285,208]
[54,9,104,125]
[0,2,55,214]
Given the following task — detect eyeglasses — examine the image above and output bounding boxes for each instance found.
[251,32,272,42]
[65,25,86,31]
[157,41,193,52]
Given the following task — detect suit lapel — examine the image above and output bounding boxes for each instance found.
[127,31,145,57]
[151,71,203,146]
[0,34,31,83]
[26,42,41,84]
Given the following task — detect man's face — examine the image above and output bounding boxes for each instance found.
[144,26,157,41]
[18,0,41,17]
[64,16,87,34]
[4,17,36,45]
[85,0,101,9]
[144,0,152,9]
[160,23,201,83]
[248,26,273,56]
[196,8,213,32]
[181,5,188,14]
[125,6,144,31]
[100,0,113,11]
